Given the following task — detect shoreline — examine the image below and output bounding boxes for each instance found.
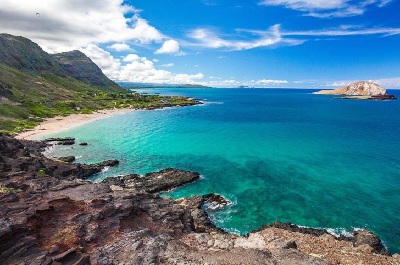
[1,133,398,264]
[15,108,135,140]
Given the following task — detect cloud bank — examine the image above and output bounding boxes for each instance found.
[0,0,174,53]
[80,45,203,84]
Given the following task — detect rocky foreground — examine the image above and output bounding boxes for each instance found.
[1,134,399,265]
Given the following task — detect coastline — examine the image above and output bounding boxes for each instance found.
[15,108,135,140]
[1,133,398,264]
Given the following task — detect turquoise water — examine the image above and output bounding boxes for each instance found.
[44,88,400,252]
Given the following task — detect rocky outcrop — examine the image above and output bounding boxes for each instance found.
[313,81,393,99]
[56,156,76,163]
[1,133,399,265]
[102,168,200,193]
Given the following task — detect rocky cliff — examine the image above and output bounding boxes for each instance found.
[314,81,386,96]
[1,134,399,265]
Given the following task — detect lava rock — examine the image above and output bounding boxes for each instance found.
[56,156,76,163]
[353,230,388,255]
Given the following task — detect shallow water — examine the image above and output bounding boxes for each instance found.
[44,88,400,252]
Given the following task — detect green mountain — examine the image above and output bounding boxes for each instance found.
[0,33,127,133]
[52,50,120,89]
[0,33,65,75]
[0,34,199,134]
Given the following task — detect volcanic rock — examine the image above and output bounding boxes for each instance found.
[1,133,399,265]
[102,168,200,193]
[56,156,76,163]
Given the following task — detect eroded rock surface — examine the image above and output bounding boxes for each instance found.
[1,133,399,265]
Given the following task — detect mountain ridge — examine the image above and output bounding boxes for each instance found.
[0,33,121,91]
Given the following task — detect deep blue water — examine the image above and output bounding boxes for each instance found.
[44,88,400,252]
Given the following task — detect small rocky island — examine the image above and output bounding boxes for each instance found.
[313,81,397,100]
[1,134,400,264]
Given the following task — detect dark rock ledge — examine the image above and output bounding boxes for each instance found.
[1,133,399,265]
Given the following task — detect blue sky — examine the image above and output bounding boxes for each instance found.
[1,0,400,88]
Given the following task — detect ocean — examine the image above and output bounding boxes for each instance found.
[43,88,400,252]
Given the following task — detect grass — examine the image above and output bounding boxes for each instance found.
[0,64,199,134]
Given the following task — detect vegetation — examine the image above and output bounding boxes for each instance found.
[0,65,198,134]
[0,34,199,134]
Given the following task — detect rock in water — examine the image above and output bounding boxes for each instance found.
[314,81,386,96]
[102,168,200,193]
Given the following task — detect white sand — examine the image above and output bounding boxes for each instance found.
[15,108,135,140]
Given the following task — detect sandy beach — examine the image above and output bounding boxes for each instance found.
[15,108,135,140]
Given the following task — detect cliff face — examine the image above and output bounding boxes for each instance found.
[1,134,399,265]
[314,81,386,96]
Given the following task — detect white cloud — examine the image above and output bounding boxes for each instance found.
[123,54,140,62]
[80,44,121,80]
[128,14,164,44]
[259,0,393,18]
[186,25,303,51]
[161,63,174,67]
[81,45,203,84]
[326,78,400,88]
[197,78,289,88]
[153,59,159,62]
[256,79,288,84]
[0,0,164,52]
[376,77,400,88]
[282,25,400,37]
[260,0,346,10]
[155,39,181,54]
[108,43,131,51]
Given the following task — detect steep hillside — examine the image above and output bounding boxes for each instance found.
[52,50,121,90]
[0,33,65,75]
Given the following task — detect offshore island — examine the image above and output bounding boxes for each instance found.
[1,34,400,264]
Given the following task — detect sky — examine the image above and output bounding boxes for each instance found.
[1,0,400,88]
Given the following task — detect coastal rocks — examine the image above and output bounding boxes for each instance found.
[202,193,231,210]
[265,222,328,237]
[102,168,200,193]
[369,94,397,100]
[353,230,388,255]
[56,156,75,163]
[1,133,399,265]
[45,137,75,142]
